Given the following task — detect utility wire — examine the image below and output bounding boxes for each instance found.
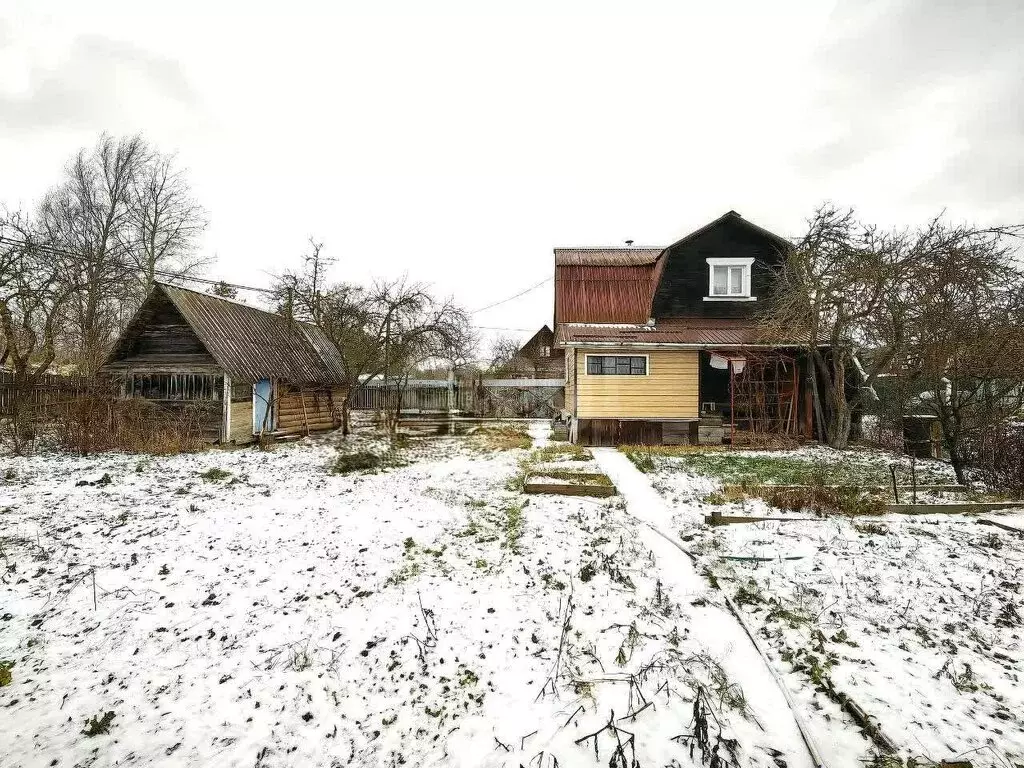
[2,234,551,310]
[0,235,275,295]
[470,276,551,314]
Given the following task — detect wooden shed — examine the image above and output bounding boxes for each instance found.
[101,283,346,443]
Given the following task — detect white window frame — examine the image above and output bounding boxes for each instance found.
[704,257,756,302]
[583,353,650,377]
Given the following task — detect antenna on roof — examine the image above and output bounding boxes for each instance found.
[624,239,634,246]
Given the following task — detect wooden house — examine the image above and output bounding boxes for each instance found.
[501,325,565,380]
[556,211,817,446]
[102,283,346,443]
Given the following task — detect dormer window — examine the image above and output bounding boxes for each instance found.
[705,257,755,301]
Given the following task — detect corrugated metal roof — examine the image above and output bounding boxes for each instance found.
[112,284,347,384]
[554,248,663,266]
[554,264,658,324]
[556,319,798,347]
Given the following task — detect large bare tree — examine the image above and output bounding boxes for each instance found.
[37,133,207,374]
[273,240,475,434]
[122,151,208,293]
[761,205,916,448]
[897,220,1024,482]
[0,211,72,452]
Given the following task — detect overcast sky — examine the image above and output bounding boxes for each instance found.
[1,0,1021,346]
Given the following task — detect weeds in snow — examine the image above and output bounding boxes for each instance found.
[198,467,231,482]
[330,449,407,474]
[82,710,115,737]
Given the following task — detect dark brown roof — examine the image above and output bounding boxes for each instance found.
[554,248,663,266]
[106,283,346,384]
[556,318,804,347]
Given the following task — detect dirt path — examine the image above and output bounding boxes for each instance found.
[592,447,827,768]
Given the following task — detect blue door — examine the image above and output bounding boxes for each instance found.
[253,378,274,433]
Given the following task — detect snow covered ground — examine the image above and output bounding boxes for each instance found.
[3,426,817,768]
[642,445,1024,767]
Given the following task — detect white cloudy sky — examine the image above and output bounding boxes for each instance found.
[1,0,1021,344]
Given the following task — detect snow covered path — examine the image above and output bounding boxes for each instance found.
[592,448,835,768]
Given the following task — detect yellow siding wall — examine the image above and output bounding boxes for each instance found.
[564,348,575,413]
[575,348,699,418]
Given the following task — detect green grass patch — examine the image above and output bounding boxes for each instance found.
[330,449,407,475]
[531,443,591,463]
[528,469,614,487]
[199,467,231,482]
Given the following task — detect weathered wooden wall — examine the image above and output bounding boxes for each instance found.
[277,384,343,436]
[229,400,254,443]
[577,419,665,446]
[110,293,217,365]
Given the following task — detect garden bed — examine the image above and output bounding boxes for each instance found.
[523,470,616,497]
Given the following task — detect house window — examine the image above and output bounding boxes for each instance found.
[705,257,755,300]
[540,345,551,358]
[586,355,648,376]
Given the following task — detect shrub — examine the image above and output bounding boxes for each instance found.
[52,394,208,455]
[970,423,1024,497]
[0,660,13,687]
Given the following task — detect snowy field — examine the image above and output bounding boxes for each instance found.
[4,425,820,768]
[643,446,1024,767]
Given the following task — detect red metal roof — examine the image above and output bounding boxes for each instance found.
[554,264,659,324]
[556,319,778,347]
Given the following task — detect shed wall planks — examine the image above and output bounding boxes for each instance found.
[574,348,699,419]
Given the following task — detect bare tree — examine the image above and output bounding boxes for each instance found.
[122,151,208,293]
[36,133,208,374]
[761,205,915,448]
[488,335,524,374]
[0,211,72,453]
[39,133,149,373]
[898,220,1024,482]
[370,278,475,434]
[272,243,475,435]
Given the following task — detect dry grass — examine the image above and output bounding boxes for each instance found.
[763,485,887,517]
[472,425,532,451]
[52,396,209,455]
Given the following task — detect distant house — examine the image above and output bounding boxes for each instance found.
[556,210,816,446]
[102,283,346,443]
[501,325,564,380]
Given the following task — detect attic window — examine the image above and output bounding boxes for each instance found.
[705,257,755,301]
[540,345,551,358]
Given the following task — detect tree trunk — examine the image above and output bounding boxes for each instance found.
[341,393,352,436]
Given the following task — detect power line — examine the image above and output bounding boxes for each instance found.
[0,235,275,295]
[470,276,551,314]
[474,325,543,332]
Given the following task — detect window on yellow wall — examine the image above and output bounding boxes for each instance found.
[586,355,647,375]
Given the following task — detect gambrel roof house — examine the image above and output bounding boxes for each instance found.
[555,211,815,446]
[102,283,347,443]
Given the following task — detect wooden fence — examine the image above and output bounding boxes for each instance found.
[0,371,93,417]
[351,378,564,419]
